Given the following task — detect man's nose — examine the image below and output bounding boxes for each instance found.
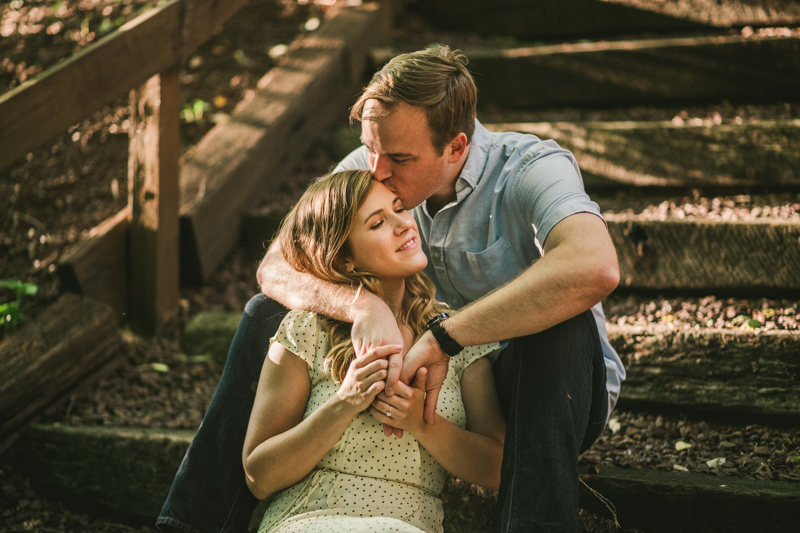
[370,154,391,181]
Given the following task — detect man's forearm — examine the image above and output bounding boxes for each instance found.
[444,213,619,347]
[258,242,381,323]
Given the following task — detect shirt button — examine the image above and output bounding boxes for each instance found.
[433,251,441,259]
[452,298,459,305]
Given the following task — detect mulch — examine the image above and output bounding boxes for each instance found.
[2,2,799,533]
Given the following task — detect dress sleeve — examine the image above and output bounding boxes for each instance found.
[453,342,502,380]
[270,310,320,368]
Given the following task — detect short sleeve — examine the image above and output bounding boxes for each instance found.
[270,310,320,368]
[452,342,502,380]
[511,141,605,248]
[332,145,370,173]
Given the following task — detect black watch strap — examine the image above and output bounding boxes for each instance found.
[426,313,463,357]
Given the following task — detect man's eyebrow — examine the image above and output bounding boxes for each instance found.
[358,136,414,158]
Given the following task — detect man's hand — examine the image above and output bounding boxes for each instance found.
[351,300,406,438]
[399,330,450,425]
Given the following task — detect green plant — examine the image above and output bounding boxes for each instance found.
[0,280,39,331]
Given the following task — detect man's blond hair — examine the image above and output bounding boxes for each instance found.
[350,45,477,155]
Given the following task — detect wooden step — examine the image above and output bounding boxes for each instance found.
[412,0,800,40]
[243,200,800,293]
[607,323,800,420]
[578,464,800,533]
[21,424,799,532]
[485,120,800,190]
[0,293,122,443]
[375,33,800,108]
[606,214,800,292]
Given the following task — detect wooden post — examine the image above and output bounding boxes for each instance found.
[128,67,180,334]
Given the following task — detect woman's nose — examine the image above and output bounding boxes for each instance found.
[394,214,413,233]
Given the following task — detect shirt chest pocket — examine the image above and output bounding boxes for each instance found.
[450,236,526,302]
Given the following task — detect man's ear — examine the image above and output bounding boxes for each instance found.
[446,132,469,163]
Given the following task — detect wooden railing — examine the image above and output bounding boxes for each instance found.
[0,0,250,334]
[1,0,398,336]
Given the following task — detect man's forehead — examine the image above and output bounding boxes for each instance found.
[361,99,393,121]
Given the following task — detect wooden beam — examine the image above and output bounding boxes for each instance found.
[21,424,194,518]
[57,208,130,323]
[376,35,800,109]
[179,2,393,283]
[607,216,800,292]
[607,324,800,419]
[579,465,800,533]
[0,0,182,171]
[415,0,710,40]
[0,294,121,441]
[128,68,181,334]
[413,0,800,40]
[486,120,800,190]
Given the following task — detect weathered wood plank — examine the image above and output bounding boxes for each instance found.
[375,35,800,109]
[57,208,130,323]
[606,215,800,292]
[128,69,181,334]
[179,2,394,283]
[413,0,800,40]
[0,294,121,440]
[21,424,194,518]
[607,324,800,418]
[0,0,182,171]
[578,464,800,533]
[22,423,799,533]
[486,120,800,189]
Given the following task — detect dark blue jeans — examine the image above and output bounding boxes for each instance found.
[156,295,607,533]
[492,309,608,533]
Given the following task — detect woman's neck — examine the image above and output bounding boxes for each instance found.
[381,278,406,317]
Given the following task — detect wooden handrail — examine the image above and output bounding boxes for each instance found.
[0,0,248,172]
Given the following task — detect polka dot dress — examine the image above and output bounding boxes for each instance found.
[257,310,500,533]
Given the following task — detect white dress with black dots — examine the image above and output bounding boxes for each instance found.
[256,310,501,533]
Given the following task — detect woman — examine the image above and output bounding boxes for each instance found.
[242,170,505,533]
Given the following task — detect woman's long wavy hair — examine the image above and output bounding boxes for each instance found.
[276,170,448,382]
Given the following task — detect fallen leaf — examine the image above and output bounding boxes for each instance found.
[673,464,688,472]
[608,418,621,434]
[675,441,692,451]
[706,457,727,468]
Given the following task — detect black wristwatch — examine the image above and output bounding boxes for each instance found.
[426,313,463,357]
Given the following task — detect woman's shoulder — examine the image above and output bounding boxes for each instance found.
[272,310,325,367]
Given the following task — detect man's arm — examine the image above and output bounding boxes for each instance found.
[258,241,406,394]
[402,212,619,423]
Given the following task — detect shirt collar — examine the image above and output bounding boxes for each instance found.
[454,119,491,199]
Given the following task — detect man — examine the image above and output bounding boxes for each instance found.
[158,45,624,533]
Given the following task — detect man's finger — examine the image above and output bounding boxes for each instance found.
[359,345,402,366]
[423,386,441,425]
[411,367,428,391]
[384,349,404,397]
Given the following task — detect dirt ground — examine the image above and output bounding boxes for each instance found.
[2,1,800,533]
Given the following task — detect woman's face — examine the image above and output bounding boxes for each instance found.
[343,181,428,281]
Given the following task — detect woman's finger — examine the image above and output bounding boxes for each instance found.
[358,344,403,366]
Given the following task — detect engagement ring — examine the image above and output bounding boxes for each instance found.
[386,406,392,417]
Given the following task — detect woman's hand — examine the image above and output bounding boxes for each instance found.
[336,344,401,413]
[371,367,428,435]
